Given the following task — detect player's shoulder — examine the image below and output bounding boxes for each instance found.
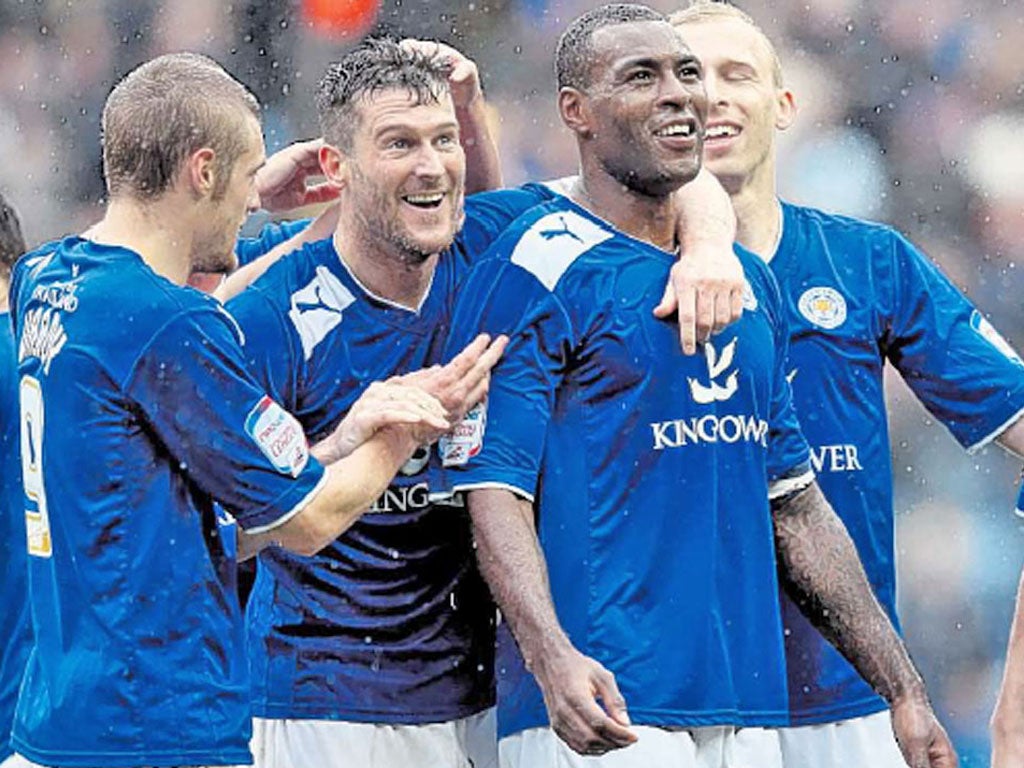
[242,236,340,305]
[481,196,632,292]
[16,236,211,319]
[783,201,902,249]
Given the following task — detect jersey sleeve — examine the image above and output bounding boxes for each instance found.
[235,219,312,267]
[438,257,575,501]
[883,231,1024,451]
[124,307,324,532]
[225,286,303,411]
[450,186,557,266]
[755,260,814,497]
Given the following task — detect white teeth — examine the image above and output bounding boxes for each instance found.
[404,193,444,204]
[706,125,739,138]
[655,124,694,137]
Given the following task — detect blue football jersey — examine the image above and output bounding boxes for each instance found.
[236,219,311,267]
[772,202,1024,724]
[9,238,326,767]
[226,187,552,723]
[0,312,29,763]
[439,196,813,736]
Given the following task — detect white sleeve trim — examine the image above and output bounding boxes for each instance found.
[445,480,535,504]
[966,405,1024,455]
[539,176,577,197]
[241,470,329,535]
[768,469,816,500]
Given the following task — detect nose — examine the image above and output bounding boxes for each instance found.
[246,184,261,214]
[657,71,693,110]
[414,143,445,179]
[702,70,726,107]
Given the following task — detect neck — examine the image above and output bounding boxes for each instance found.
[718,154,782,262]
[0,278,8,313]
[82,196,193,285]
[571,155,678,252]
[333,221,438,311]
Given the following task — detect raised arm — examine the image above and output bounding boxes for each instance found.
[469,488,636,756]
[401,39,502,193]
[772,482,958,768]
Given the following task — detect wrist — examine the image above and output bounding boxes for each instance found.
[889,679,929,710]
[523,630,575,678]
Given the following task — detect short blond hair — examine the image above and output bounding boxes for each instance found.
[670,1,784,87]
[102,53,260,201]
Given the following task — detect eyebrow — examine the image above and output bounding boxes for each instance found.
[374,119,460,137]
[613,52,700,74]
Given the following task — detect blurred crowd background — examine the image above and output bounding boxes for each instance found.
[0,0,1021,763]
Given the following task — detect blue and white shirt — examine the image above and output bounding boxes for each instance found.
[439,195,814,737]
[771,202,1024,725]
[227,188,553,724]
[9,238,325,767]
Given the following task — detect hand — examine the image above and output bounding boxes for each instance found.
[531,643,637,756]
[256,139,340,214]
[396,333,508,423]
[652,245,745,355]
[399,39,482,109]
[328,380,450,461]
[891,694,959,768]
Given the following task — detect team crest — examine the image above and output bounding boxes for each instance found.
[970,310,1023,365]
[798,286,847,330]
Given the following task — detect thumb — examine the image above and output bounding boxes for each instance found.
[652,279,676,318]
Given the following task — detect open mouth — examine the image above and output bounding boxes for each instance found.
[653,121,697,139]
[402,192,445,209]
[705,123,741,140]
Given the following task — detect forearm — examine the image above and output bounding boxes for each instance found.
[672,167,735,254]
[240,427,416,559]
[469,489,571,669]
[996,415,1024,460]
[215,206,339,303]
[992,567,1024,753]
[457,97,502,194]
[772,482,925,705]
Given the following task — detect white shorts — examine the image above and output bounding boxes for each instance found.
[499,725,783,768]
[252,709,497,768]
[778,710,906,768]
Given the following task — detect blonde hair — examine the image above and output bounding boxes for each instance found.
[670,1,784,87]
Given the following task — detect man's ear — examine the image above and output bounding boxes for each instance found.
[319,142,349,190]
[775,88,796,131]
[559,87,594,140]
[185,147,217,198]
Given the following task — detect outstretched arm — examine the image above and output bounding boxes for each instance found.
[239,333,505,560]
[773,482,958,768]
[653,167,742,354]
[469,488,636,756]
